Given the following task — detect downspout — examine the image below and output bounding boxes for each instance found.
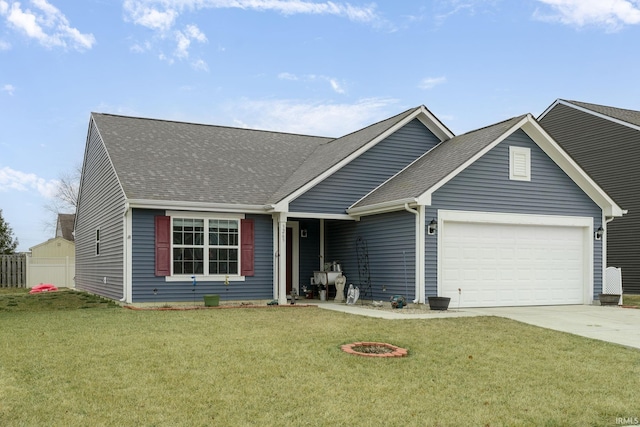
[602,215,616,272]
[404,203,425,304]
[121,201,130,302]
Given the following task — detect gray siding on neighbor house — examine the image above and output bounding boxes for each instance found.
[131,209,273,302]
[326,211,416,301]
[290,119,440,214]
[75,120,126,300]
[540,104,640,294]
[426,129,604,297]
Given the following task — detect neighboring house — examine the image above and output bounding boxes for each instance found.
[75,106,623,307]
[539,100,639,294]
[56,213,76,241]
[27,236,75,288]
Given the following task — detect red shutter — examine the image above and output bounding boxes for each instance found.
[155,216,171,276]
[240,219,255,276]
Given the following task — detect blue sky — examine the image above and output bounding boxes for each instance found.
[1,0,640,251]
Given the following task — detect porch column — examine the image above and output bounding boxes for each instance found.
[416,205,426,304]
[277,212,288,305]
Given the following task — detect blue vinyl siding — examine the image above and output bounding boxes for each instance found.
[326,211,416,301]
[290,119,440,214]
[131,209,273,302]
[296,219,321,290]
[426,129,603,297]
[75,120,126,300]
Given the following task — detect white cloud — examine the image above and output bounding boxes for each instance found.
[279,72,347,94]
[228,98,400,136]
[0,0,95,50]
[124,0,381,29]
[124,3,177,31]
[0,39,10,50]
[0,166,58,198]
[124,0,386,63]
[174,24,207,59]
[278,72,299,80]
[328,78,345,94]
[418,76,447,90]
[2,84,15,95]
[534,0,640,30]
[191,58,209,71]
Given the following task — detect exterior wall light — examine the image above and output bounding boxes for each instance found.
[428,218,438,235]
[595,226,604,240]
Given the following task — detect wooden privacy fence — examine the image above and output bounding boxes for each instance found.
[0,254,27,287]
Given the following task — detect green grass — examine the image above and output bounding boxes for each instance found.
[0,288,118,311]
[623,294,640,307]
[0,292,639,426]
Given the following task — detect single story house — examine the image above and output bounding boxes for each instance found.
[539,100,639,294]
[75,105,623,307]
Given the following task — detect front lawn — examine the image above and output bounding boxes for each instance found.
[623,294,640,307]
[0,290,638,426]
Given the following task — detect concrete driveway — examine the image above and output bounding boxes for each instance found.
[319,303,640,350]
[472,305,640,350]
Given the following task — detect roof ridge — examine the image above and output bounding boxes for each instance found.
[90,112,332,139]
[325,106,420,143]
[453,114,528,138]
[564,100,640,114]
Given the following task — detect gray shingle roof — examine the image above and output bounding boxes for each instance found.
[93,107,427,207]
[352,115,527,209]
[56,213,75,241]
[92,113,332,205]
[566,100,640,128]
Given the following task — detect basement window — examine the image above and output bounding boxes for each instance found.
[509,146,531,181]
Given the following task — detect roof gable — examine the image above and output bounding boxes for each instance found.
[349,114,623,218]
[56,213,75,241]
[29,236,75,252]
[270,105,454,207]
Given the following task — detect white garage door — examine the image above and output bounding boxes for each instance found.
[440,213,590,308]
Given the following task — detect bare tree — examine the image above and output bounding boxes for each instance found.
[43,164,82,234]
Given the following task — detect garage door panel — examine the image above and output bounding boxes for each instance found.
[441,219,586,307]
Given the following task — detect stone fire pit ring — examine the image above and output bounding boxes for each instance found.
[340,342,408,358]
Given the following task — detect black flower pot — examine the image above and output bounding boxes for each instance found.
[598,293,620,306]
[428,296,451,311]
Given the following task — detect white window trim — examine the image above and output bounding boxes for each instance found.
[509,146,531,181]
[165,211,246,282]
[95,228,101,256]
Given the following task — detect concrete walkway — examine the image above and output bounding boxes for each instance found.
[317,303,640,350]
[474,305,640,350]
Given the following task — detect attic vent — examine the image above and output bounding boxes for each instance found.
[509,146,531,181]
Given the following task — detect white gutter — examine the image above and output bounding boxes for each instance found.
[404,203,425,304]
[348,197,418,217]
[127,199,269,214]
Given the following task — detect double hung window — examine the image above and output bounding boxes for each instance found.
[172,217,239,276]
